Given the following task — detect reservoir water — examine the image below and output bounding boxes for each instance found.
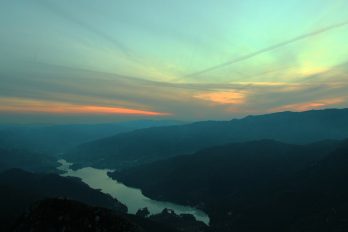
[57,159,210,225]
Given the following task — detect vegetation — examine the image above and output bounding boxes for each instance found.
[0,169,126,231]
[0,147,58,173]
[13,198,181,232]
[110,139,348,231]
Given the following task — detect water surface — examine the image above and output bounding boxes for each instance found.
[57,159,209,225]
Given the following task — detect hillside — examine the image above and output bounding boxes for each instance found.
[0,147,58,173]
[110,139,348,231]
[66,108,348,168]
[12,198,181,232]
[0,169,126,231]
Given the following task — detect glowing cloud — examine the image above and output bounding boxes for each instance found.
[272,98,345,112]
[0,98,170,116]
[194,91,247,104]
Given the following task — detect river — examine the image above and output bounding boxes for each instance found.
[57,159,210,225]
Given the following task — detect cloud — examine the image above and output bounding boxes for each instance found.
[1,60,348,122]
[0,97,170,116]
[193,91,247,104]
[36,0,135,59]
[270,97,346,112]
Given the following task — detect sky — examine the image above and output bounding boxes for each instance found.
[0,0,348,123]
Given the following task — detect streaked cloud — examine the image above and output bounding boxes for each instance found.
[185,20,348,78]
[0,98,170,116]
[0,0,347,123]
[36,0,134,59]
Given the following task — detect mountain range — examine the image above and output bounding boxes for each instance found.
[65,108,348,169]
[0,120,182,155]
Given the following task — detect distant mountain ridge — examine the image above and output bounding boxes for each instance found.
[65,108,348,168]
[0,120,182,155]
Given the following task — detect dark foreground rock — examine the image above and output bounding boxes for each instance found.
[149,208,209,232]
[0,169,127,232]
[12,198,143,232]
[12,199,184,232]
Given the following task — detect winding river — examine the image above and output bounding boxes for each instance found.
[57,159,210,225]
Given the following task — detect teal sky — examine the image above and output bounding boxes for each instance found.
[1,0,348,123]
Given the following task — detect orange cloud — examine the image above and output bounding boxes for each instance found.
[0,98,170,116]
[272,97,345,112]
[194,91,246,104]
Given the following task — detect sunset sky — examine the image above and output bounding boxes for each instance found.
[1,0,348,123]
